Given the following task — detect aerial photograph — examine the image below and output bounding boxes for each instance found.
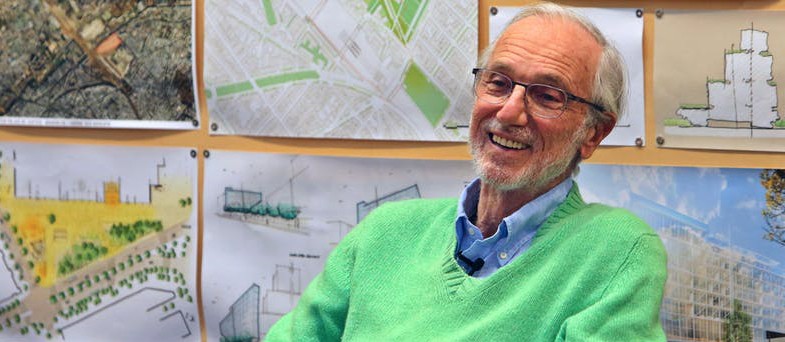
[0,0,195,128]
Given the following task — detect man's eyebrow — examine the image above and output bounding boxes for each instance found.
[532,74,569,91]
[487,62,571,91]
[486,61,513,74]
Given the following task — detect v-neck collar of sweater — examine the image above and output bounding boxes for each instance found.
[440,183,587,297]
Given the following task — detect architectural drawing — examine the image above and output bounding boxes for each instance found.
[673,28,781,130]
[215,160,308,235]
[201,151,475,341]
[0,143,198,341]
[218,187,304,234]
[220,284,260,342]
[260,264,302,334]
[654,11,785,151]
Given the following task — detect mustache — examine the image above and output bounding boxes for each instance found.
[483,119,535,142]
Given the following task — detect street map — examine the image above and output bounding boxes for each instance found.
[205,0,477,141]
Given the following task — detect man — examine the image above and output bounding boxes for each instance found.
[267,3,667,341]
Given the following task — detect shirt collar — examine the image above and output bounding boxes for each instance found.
[500,177,573,256]
[455,176,573,264]
[456,178,481,223]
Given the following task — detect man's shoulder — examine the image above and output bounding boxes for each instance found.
[556,184,657,238]
[369,197,457,218]
[556,202,666,271]
[571,202,658,238]
[348,198,457,249]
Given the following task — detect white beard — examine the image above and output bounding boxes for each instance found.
[471,121,588,193]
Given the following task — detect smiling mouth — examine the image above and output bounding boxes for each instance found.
[490,134,529,150]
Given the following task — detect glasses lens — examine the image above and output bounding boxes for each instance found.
[475,70,511,103]
[526,85,567,117]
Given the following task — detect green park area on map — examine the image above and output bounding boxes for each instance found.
[403,63,450,126]
[365,0,427,44]
[214,71,320,97]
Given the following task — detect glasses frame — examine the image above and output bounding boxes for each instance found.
[472,68,606,118]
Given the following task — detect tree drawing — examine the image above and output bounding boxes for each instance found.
[723,300,752,342]
[760,169,785,247]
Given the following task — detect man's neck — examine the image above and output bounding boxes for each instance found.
[474,176,569,238]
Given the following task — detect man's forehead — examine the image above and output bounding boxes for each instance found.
[486,60,566,87]
[488,15,602,90]
[494,15,601,62]
[501,14,597,44]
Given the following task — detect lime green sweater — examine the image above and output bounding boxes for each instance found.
[266,186,667,341]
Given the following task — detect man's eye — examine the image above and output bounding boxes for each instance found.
[537,93,559,102]
[533,89,563,102]
[484,76,509,90]
[488,79,507,88]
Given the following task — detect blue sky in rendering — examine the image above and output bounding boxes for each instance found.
[577,164,784,274]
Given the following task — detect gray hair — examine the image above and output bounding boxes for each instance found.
[478,2,627,126]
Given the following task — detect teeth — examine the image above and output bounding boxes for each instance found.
[492,134,526,150]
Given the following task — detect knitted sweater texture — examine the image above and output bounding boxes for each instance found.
[266,186,667,341]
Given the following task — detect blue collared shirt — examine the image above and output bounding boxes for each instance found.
[454,177,573,278]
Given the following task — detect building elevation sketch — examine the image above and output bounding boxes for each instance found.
[204,0,477,141]
[655,15,785,151]
[219,284,260,342]
[672,27,780,131]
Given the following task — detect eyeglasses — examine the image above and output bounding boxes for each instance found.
[472,68,606,119]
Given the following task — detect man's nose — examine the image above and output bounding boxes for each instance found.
[495,86,530,126]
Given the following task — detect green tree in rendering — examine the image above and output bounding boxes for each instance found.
[723,299,752,342]
[760,169,785,247]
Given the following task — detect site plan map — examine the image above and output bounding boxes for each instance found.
[205,0,477,141]
[0,143,199,341]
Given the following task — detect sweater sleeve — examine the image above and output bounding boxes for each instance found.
[265,229,357,341]
[556,234,668,342]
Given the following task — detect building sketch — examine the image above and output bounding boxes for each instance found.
[220,284,260,342]
[15,158,167,204]
[356,184,421,223]
[673,27,782,130]
[201,151,478,341]
[627,194,785,342]
[260,264,303,335]
[327,220,355,247]
[218,187,304,234]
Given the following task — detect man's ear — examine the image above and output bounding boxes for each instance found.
[579,112,617,160]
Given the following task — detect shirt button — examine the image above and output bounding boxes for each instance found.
[468,229,475,236]
[499,252,508,259]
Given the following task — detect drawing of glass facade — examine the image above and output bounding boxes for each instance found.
[219,284,261,342]
[627,194,785,342]
[223,187,263,212]
[356,184,421,223]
